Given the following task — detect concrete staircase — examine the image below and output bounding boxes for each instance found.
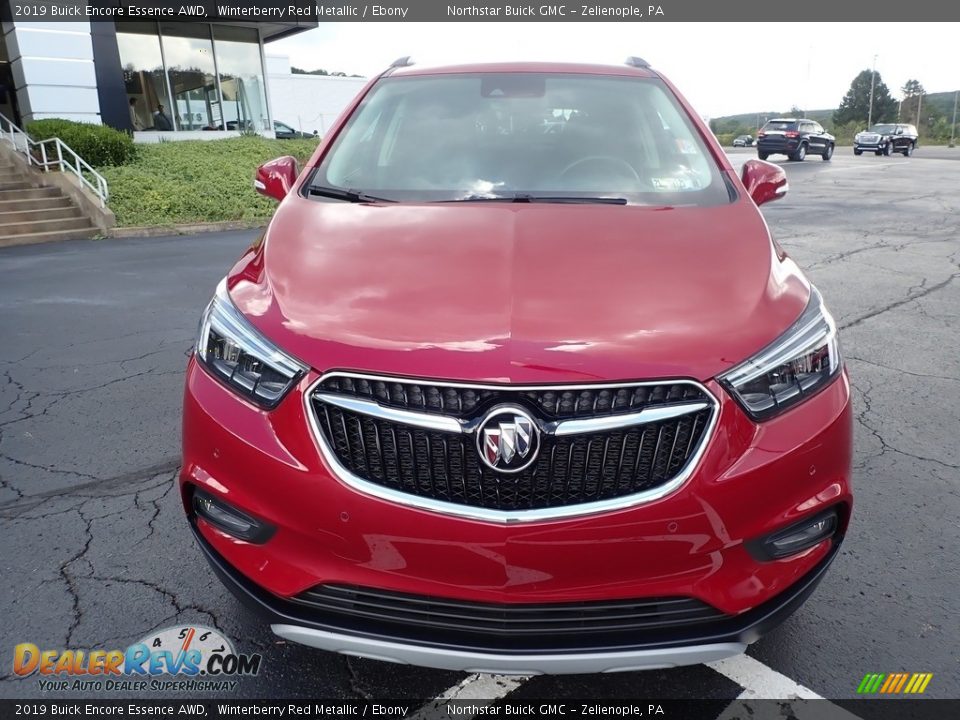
[0,159,99,247]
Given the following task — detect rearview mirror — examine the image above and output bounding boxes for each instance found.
[254,156,299,201]
[741,159,788,207]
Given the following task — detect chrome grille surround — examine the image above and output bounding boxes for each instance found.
[304,371,719,524]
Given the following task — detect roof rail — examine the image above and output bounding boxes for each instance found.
[390,56,414,68]
[625,56,650,69]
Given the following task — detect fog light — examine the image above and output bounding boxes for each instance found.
[192,488,274,543]
[747,508,839,561]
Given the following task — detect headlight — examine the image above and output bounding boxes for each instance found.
[719,286,841,421]
[196,279,307,409]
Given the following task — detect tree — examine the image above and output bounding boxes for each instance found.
[901,79,924,123]
[901,79,925,99]
[291,67,365,78]
[834,69,898,126]
[899,78,942,129]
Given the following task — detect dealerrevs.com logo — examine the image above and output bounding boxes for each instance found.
[12,625,262,693]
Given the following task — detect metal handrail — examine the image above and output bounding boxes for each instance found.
[0,112,109,208]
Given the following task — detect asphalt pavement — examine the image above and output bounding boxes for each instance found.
[1,146,958,703]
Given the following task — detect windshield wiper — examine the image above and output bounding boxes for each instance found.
[519,194,628,205]
[307,186,397,203]
[440,193,627,205]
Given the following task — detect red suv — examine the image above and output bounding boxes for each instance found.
[182,59,852,674]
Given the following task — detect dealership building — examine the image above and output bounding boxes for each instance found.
[0,19,316,138]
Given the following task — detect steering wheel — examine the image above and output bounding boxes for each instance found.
[560,156,642,183]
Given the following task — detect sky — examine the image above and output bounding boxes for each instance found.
[270,22,959,118]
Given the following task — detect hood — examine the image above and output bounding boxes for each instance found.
[228,194,809,384]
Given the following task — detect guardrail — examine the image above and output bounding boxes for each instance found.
[0,112,109,208]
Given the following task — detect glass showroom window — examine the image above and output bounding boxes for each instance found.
[116,22,172,131]
[214,26,269,132]
[160,23,220,131]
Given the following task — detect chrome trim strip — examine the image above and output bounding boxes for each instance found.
[553,402,709,436]
[315,390,708,438]
[315,369,711,393]
[303,371,720,524]
[314,393,463,434]
[271,624,745,674]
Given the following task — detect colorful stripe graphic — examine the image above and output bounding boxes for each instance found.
[857,673,933,694]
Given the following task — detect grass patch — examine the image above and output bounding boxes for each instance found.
[100,136,319,227]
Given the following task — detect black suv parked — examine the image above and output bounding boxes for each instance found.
[853,124,918,156]
[757,118,835,162]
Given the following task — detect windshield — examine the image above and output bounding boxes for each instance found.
[312,73,730,206]
[869,124,897,133]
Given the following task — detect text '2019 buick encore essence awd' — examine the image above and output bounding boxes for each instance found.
[181,58,853,674]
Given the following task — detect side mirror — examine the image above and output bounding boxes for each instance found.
[741,158,788,207]
[254,156,298,201]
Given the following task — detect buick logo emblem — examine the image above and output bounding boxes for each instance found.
[476,407,540,473]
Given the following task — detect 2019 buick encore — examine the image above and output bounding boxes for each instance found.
[181,58,853,674]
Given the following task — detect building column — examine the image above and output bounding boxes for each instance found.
[4,21,101,125]
[90,22,127,131]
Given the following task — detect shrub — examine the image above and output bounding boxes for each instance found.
[26,118,136,167]
[99,135,320,227]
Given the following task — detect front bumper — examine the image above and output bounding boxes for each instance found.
[180,358,853,670]
[192,519,841,673]
[757,139,800,154]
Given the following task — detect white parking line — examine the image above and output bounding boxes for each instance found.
[708,655,863,719]
[708,654,824,699]
[409,655,863,720]
[818,162,899,172]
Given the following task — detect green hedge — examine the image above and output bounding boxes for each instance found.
[26,118,136,167]
[99,135,320,227]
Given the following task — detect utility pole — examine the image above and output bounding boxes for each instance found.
[951,90,958,147]
[867,54,877,128]
[916,92,923,130]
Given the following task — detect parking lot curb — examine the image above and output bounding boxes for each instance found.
[107,220,267,239]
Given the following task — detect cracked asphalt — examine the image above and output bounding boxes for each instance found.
[1,147,958,701]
